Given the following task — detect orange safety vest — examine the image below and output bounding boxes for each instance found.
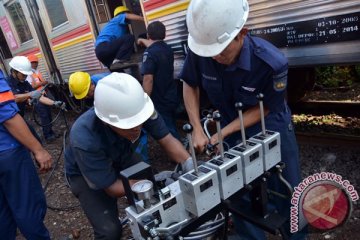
[30,70,46,91]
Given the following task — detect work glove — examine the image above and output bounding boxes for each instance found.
[154,171,178,187]
[53,101,66,110]
[181,157,195,173]
[30,90,42,100]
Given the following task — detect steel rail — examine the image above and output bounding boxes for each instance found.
[296,131,360,148]
[291,100,360,117]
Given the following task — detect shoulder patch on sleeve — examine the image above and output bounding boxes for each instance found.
[273,70,288,92]
[142,52,148,63]
[252,36,288,72]
[150,110,158,120]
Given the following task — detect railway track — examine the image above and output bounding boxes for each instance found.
[296,132,360,148]
[177,101,360,148]
[291,100,360,117]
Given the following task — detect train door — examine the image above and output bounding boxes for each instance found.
[0,27,12,75]
[87,0,147,50]
[122,0,147,42]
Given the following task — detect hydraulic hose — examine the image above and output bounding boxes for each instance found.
[42,117,80,211]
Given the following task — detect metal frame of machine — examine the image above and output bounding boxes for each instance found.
[121,95,294,239]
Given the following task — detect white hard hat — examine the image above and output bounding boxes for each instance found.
[94,72,154,129]
[9,56,33,75]
[186,0,249,57]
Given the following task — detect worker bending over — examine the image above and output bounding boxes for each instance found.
[64,72,193,239]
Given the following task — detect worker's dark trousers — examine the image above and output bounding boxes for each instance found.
[66,154,142,240]
[35,102,54,139]
[68,175,122,240]
[227,104,307,240]
[0,147,50,240]
[95,34,135,68]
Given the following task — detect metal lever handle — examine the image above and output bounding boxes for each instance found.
[235,102,247,147]
[212,112,224,159]
[183,123,199,175]
[256,93,266,135]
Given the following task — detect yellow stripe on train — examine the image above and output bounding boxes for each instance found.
[53,33,93,51]
[146,0,190,20]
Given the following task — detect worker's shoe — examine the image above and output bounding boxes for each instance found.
[110,59,138,71]
[112,58,133,65]
[112,58,121,64]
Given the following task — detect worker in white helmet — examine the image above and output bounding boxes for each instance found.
[64,72,193,239]
[179,0,304,239]
[6,56,64,142]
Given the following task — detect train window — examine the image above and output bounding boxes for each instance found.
[6,1,33,43]
[43,0,68,28]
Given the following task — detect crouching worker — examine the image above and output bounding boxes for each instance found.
[64,72,193,239]
[68,71,110,100]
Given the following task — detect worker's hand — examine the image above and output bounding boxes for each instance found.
[209,133,218,146]
[181,157,194,173]
[137,38,146,46]
[33,148,53,173]
[154,171,177,187]
[53,101,66,110]
[191,129,209,153]
[30,90,42,100]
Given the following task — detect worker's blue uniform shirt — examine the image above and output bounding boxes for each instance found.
[94,13,134,67]
[141,41,178,113]
[95,13,128,47]
[0,72,21,152]
[180,34,299,177]
[91,72,110,85]
[5,75,33,117]
[180,35,288,131]
[65,107,169,190]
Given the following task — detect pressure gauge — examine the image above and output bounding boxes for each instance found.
[131,179,154,201]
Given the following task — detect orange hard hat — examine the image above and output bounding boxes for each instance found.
[27,54,39,63]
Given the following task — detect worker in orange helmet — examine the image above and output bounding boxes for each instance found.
[27,54,48,91]
[26,54,63,142]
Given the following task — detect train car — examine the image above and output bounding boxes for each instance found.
[0,0,148,83]
[139,0,360,102]
[140,0,360,66]
[0,0,359,104]
[0,0,102,82]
